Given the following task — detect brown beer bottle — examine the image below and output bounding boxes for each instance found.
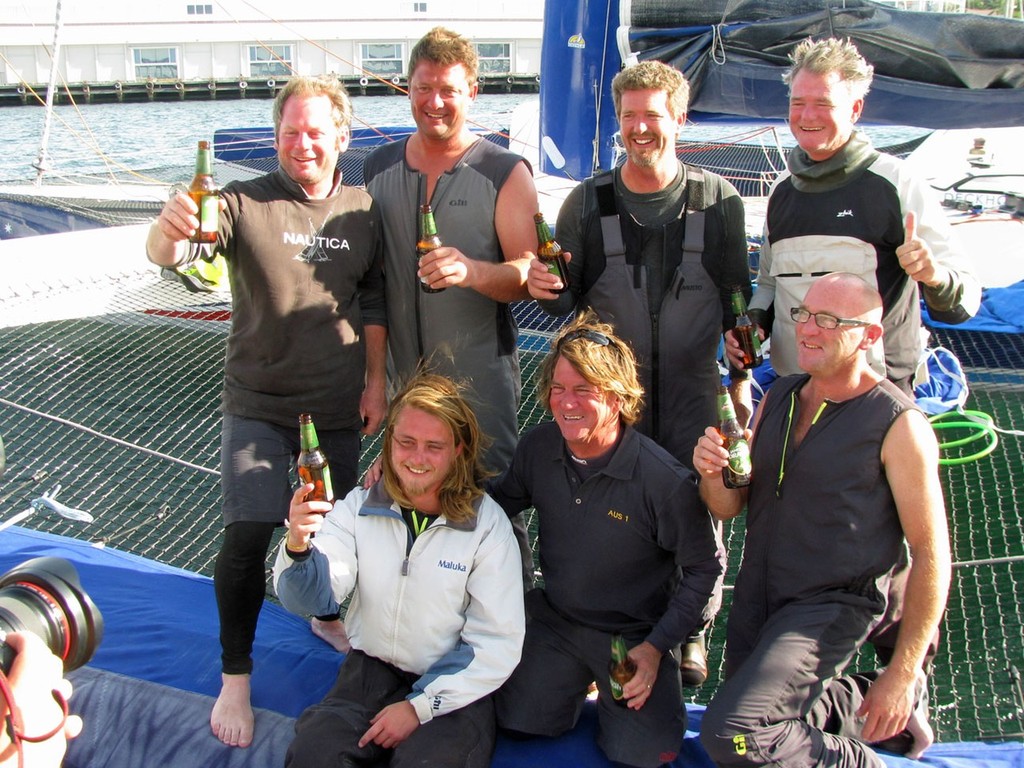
[188,140,219,244]
[716,385,752,489]
[730,287,763,369]
[609,634,637,703]
[534,212,570,294]
[298,414,335,504]
[417,204,445,294]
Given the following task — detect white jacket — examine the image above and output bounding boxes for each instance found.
[273,482,525,724]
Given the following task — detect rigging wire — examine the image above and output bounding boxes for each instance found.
[0,398,220,478]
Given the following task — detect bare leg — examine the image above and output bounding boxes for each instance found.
[311,617,351,653]
[211,672,254,748]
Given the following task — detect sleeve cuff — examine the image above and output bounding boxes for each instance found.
[408,693,434,724]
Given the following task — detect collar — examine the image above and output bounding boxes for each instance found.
[273,167,343,200]
[614,160,685,203]
[786,130,879,193]
[359,481,478,531]
[557,423,640,481]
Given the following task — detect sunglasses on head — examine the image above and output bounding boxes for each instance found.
[557,329,611,348]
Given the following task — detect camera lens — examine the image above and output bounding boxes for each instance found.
[0,557,104,674]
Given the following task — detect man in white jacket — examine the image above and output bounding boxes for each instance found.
[274,372,525,768]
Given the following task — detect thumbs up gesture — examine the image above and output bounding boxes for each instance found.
[896,211,945,288]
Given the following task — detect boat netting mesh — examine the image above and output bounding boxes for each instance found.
[0,251,1022,744]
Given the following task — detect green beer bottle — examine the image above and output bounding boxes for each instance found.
[716,385,751,489]
[298,413,334,504]
[609,634,637,703]
[730,287,763,369]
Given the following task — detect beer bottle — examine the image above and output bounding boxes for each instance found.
[534,212,570,294]
[188,140,219,245]
[730,287,763,369]
[716,385,752,489]
[609,633,637,703]
[298,413,334,504]
[417,204,445,294]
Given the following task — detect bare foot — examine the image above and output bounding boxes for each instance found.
[905,675,934,760]
[211,673,254,748]
[311,617,351,653]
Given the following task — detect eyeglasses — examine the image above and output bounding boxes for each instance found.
[790,307,873,330]
[558,328,611,348]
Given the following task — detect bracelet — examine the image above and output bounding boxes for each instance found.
[286,542,312,561]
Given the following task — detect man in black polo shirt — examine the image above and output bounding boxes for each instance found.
[489,312,723,768]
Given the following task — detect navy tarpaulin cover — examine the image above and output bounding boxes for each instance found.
[625,0,1024,130]
[1,527,1021,767]
[924,282,1024,333]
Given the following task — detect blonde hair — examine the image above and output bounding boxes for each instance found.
[783,38,874,100]
[273,75,353,139]
[612,60,690,120]
[408,26,479,82]
[537,311,645,425]
[382,372,489,524]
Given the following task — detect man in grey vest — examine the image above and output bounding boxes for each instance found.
[527,59,750,685]
[363,27,538,585]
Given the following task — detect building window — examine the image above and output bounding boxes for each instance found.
[360,43,403,77]
[132,47,179,80]
[412,2,427,10]
[476,42,511,75]
[187,4,214,13]
[249,45,293,78]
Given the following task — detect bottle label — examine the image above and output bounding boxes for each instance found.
[199,194,219,234]
[728,440,752,475]
[321,465,334,502]
[610,678,625,700]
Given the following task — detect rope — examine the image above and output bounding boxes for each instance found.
[929,409,1000,465]
[710,24,727,65]
[0,398,219,477]
[953,554,1024,568]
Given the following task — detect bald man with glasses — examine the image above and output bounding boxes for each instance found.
[695,272,950,767]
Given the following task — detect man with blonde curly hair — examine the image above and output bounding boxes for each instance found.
[489,313,724,768]
[274,372,525,768]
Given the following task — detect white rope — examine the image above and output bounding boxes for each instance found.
[710,24,727,65]
[0,397,220,477]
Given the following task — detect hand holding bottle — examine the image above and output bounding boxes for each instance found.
[285,483,333,552]
[533,212,570,294]
[610,637,662,711]
[694,425,752,478]
[527,249,573,300]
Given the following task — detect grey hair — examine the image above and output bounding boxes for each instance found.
[783,38,874,100]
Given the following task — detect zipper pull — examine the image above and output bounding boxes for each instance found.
[402,557,409,576]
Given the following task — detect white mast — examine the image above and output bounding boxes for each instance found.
[33,0,64,185]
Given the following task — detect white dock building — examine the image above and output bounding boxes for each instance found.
[0,1,544,87]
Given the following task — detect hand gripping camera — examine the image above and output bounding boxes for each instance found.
[0,557,104,674]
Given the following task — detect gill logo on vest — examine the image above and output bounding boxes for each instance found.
[836,209,854,218]
[733,735,747,755]
[447,199,468,207]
